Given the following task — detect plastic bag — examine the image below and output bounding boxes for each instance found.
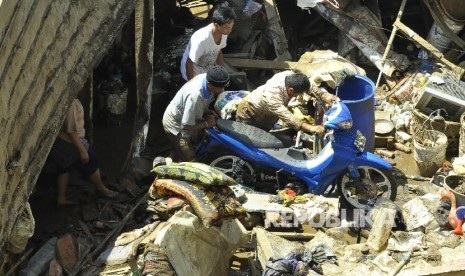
[243,0,262,16]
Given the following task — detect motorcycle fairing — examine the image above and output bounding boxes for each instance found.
[323,101,352,130]
[353,151,393,170]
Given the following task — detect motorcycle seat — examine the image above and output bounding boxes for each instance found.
[216,119,293,148]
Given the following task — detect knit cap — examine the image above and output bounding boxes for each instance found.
[206,65,230,87]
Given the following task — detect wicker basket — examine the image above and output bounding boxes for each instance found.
[411,108,460,156]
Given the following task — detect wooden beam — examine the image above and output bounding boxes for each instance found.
[394,20,465,77]
[262,0,292,60]
[225,58,298,70]
[375,0,408,88]
[122,0,155,173]
[68,194,148,275]
[270,231,315,241]
[223,63,257,91]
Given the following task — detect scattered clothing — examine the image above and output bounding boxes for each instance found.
[263,251,308,276]
[140,243,176,276]
[263,243,338,276]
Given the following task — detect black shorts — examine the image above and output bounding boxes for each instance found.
[50,138,99,177]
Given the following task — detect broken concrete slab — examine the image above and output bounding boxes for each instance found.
[254,227,300,270]
[56,233,79,271]
[399,241,465,275]
[366,207,396,252]
[154,210,248,276]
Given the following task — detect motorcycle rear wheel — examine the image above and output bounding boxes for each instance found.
[200,150,255,182]
[337,166,397,209]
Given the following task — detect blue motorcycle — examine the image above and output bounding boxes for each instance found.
[196,101,397,209]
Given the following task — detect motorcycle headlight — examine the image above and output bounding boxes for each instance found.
[337,120,353,130]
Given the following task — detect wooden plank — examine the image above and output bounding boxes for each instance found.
[224,63,257,91]
[242,193,294,214]
[270,231,315,241]
[374,0,408,88]
[122,0,155,173]
[394,20,465,77]
[225,58,298,70]
[262,0,291,60]
[68,194,148,275]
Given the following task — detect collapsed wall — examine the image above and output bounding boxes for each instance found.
[0,0,134,269]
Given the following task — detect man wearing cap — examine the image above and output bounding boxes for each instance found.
[180,5,236,81]
[236,70,336,135]
[163,65,230,161]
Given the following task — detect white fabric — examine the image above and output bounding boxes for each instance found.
[214,90,249,119]
[162,74,213,137]
[180,23,227,81]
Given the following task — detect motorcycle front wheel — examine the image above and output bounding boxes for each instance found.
[200,150,255,182]
[337,166,397,209]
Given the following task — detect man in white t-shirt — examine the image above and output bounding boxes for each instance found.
[163,66,230,161]
[180,5,236,81]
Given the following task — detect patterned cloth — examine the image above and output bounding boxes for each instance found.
[214,90,250,119]
[140,243,176,276]
[149,179,245,228]
[152,162,237,186]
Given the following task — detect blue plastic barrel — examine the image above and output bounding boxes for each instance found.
[338,75,375,152]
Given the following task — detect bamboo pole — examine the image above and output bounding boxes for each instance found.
[375,0,408,88]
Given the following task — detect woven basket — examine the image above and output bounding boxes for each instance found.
[411,108,460,156]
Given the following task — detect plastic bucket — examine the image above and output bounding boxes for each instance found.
[338,75,375,152]
[413,130,448,177]
[426,19,464,53]
[443,175,465,207]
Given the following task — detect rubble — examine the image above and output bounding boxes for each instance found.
[11,0,465,275]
